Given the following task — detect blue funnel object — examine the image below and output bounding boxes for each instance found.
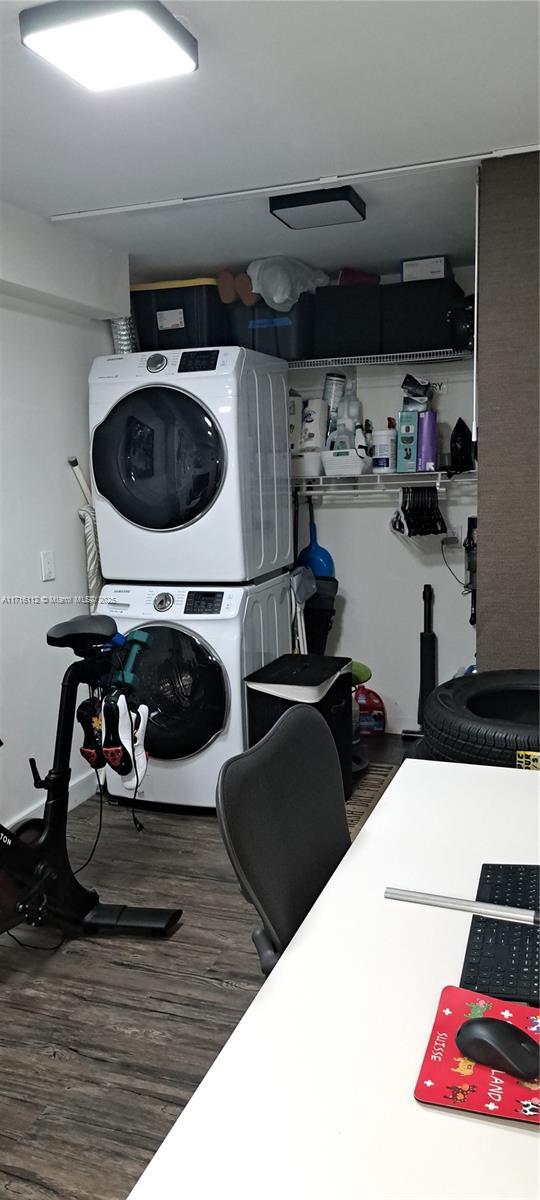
[297,505,334,577]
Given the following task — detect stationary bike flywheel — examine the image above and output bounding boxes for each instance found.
[0,819,43,913]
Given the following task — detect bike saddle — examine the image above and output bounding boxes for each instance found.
[47,616,118,656]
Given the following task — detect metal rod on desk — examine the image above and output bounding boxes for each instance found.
[385,887,539,926]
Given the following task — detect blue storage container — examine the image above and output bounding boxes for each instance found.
[230,294,313,360]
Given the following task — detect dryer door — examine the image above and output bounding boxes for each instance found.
[121,624,228,760]
[92,386,225,530]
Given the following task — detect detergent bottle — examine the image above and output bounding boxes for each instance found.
[353,686,386,735]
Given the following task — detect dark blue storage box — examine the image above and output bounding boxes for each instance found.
[230,294,314,361]
[313,284,381,357]
[381,279,464,353]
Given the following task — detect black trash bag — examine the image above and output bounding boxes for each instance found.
[450,418,474,473]
[304,576,338,655]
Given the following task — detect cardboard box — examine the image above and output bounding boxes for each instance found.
[397,411,419,472]
[401,256,451,282]
[417,410,438,471]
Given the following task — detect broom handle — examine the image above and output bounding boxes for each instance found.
[68,456,92,505]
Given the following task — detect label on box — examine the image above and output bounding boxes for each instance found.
[402,256,448,282]
[156,308,185,331]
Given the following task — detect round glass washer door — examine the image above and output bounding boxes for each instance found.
[92,386,225,530]
[122,624,228,760]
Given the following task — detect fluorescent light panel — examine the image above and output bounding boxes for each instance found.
[19,2,198,91]
[270,186,366,230]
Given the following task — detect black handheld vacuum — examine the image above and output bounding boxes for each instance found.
[402,583,438,740]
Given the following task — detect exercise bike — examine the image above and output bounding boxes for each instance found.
[0,615,182,940]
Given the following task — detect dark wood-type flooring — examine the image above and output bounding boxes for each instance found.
[0,801,262,1200]
[0,746,402,1200]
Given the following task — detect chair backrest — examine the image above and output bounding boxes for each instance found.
[216,705,351,971]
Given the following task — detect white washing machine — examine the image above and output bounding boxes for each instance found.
[95,575,291,808]
[89,346,292,583]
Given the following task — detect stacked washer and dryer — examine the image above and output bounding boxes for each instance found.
[89,346,293,807]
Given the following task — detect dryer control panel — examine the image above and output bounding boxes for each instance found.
[89,347,241,382]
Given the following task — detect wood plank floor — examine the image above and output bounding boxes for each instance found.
[0,758,398,1200]
[0,799,262,1200]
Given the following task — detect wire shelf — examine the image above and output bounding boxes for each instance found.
[292,470,478,502]
[288,349,472,371]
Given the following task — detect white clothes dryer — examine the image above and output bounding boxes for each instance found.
[95,575,291,808]
[89,347,292,583]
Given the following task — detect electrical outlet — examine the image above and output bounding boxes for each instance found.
[431,379,448,395]
[443,525,462,548]
[40,549,56,582]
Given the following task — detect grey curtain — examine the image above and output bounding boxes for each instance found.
[476,153,539,670]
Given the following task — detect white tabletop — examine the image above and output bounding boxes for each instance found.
[128,760,539,1200]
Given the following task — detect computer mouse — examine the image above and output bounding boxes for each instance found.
[456,1018,539,1080]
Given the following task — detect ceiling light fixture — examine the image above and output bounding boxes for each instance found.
[269,186,366,230]
[19,2,198,92]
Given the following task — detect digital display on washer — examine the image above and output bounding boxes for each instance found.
[178,350,219,373]
[185,591,224,615]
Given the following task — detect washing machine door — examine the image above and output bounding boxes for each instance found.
[92,386,225,530]
[122,624,228,760]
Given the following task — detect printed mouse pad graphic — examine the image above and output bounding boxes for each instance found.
[415,987,540,1125]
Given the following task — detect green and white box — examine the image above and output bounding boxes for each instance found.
[397,410,419,472]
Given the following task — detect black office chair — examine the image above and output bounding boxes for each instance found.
[216,705,351,975]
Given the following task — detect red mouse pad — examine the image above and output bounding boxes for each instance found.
[415,986,540,1125]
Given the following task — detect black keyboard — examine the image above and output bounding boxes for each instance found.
[460,864,540,1005]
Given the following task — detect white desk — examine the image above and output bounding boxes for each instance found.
[128,760,539,1200]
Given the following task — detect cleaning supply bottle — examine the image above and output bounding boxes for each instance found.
[334,380,359,450]
[353,686,386,735]
[371,417,397,473]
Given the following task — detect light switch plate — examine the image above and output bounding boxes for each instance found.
[40,550,56,582]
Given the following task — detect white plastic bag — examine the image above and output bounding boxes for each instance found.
[247,257,329,312]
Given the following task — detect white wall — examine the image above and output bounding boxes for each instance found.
[0,294,113,826]
[0,201,130,318]
[0,201,127,827]
[295,358,477,732]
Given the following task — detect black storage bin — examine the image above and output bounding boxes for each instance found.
[313,284,381,357]
[381,279,464,353]
[230,293,313,360]
[131,279,231,351]
[246,654,353,799]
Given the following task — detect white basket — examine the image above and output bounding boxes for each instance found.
[321,450,373,477]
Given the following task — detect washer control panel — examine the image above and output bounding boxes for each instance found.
[184,590,223,615]
[153,591,174,612]
[96,585,242,620]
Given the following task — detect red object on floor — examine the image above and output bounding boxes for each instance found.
[415,985,540,1125]
[353,686,386,735]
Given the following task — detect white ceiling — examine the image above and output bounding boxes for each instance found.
[65,162,479,280]
[1,1,538,279]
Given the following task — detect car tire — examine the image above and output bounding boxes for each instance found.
[423,670,539,768]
